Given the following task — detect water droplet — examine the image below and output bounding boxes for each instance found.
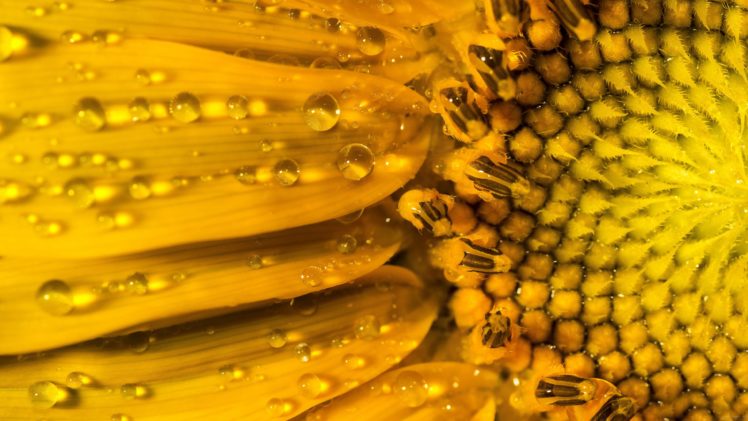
[73,97,106,131]
[260,139,273,152]
[34,220,65,237]
[300,266,323,287]
[26,5,48,17]
[325,18,341,32]
[0,26,13,62]
[21,112,52,129]
[303,93,340,131]
[91,30,122,45]
[267,329,288,348]
[66,372,94,389]
[111,414,133,421]
[36,280,74,316]
[219,364,247,382]
[246,254,263,269]
[336,234,358,254]
[169,92,201,123]
[394,370,428,407]
[356,27,385,56]
[129,177,151,200]
[120,383,150,399]
[343,354,365,369]
[134,68,151,86]
[28,381,69,408]
[310,57,341,70]
[297,373,323,398]
[61,30,87,44]
[265,398,293,417]
[234,48,255,59]
[65,178,95,208]
[273,159,300,186]
[294,342,311,362]
[234,166,257,185]
[124,272,149,295]
[291,295,318,316]
[336,143,374,181]
[353,314,381,340]
[126,331,151,353]
[226,95,249,120]
[128,97,151,122]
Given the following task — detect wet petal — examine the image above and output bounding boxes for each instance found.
[0,207,403,354]
[0,266,439,419]
[305,362,497,420]
[0,38,429,257]
[1,0,437,79]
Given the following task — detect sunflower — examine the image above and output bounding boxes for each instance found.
[1,0,748,419]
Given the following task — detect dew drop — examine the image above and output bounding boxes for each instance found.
[303,93,340,132]
[28,381,69,408]
[0,26,13,62]
[35,220,65,237]
[111,414,133,421]
[226,95,249,120]
[124,272,149,295]
[21,112,52,129]
[129,177,152,200]
[169,92,201,123]
[273,159,300,186]
[343,354,365,369]
[260,139,273,152]
[267,329,288,348]
[126,331,151,353]
[91,30,122,45]
[134,68,151,86]
[66,372,94,389]
[394,370,428,407]
[65,178,95,208]
[294,342,311,362]
[73,97,106,131]
[234,48,255,59]
[120,383,150,399]
[60,30,87,44]
[325,18,341,32]
[246,254,263,269]
[219,364,247,382]
[310,57,342,70]
[234,165,257,185]
[356,27,385,56]
[336,234,358,254]
[336,143,374,181]
[297,373,323,398]
[265,398,292,417]
[291,295,318,316]
[353,314,381,340]
[36,280,74,316]
[128,97,151,122]
[300,266,323,287]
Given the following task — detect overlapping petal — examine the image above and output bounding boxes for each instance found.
[0,266,440,420]
[0,37,429,257]
[0,207,406,354]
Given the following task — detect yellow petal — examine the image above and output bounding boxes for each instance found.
[305,362,497,420]
[1,0,437,80]
[0,266,439,420]
[286,0,475,36]
[0,207,404,354]
[0,38,428,257]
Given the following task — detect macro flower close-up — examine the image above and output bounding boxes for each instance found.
[2,0,748,419]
